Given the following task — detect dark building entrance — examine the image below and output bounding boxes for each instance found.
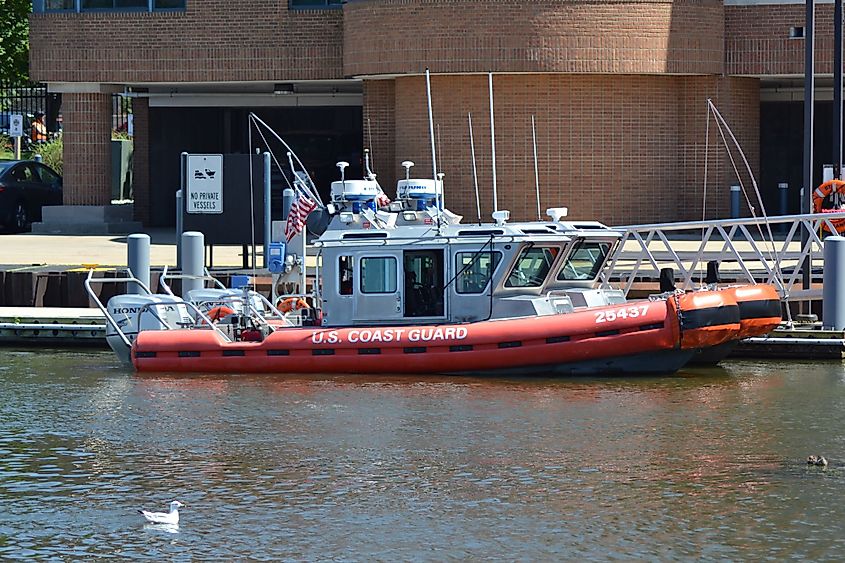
[760,100,834,216]
[148,105,363,227]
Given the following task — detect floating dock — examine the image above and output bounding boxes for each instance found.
[0,307,106,347]
[734,324,845,359]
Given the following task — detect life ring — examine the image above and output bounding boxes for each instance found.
[277,297,310,313]
[207,305,235,321]
[813,179,845,233]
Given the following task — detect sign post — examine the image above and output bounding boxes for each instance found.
[10,114,23,160]
[186,154,223,215]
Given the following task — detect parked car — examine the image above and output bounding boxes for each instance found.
[0,160,63,232]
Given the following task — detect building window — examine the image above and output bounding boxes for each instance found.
[38,0,185,12]
[289,0,342,9]
[44,0,75,9]
[83,0,147,9]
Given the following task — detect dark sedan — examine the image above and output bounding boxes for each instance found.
[0,160,63,232]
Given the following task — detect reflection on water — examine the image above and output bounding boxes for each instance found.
[2,350,845,559]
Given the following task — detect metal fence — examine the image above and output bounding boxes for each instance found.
[603,212,845,302]
[0,82,61,135]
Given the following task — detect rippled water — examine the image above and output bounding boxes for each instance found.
[2,350,845,560]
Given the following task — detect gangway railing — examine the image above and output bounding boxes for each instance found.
[602,212,845,301]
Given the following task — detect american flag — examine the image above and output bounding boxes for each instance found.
[376,189,391,208]
[285,193,317,242]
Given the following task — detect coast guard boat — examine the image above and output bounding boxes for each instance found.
[90,163,781,376]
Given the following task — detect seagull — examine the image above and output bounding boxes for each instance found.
[138,500,184,525]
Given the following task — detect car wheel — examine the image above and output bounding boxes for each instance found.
[12,202,28,232]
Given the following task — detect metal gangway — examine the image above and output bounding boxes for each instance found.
[602,211,845,302]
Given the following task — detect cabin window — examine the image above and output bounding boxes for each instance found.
[505,247,559,288]
[455,251,502,294]
[339,256,353,295]
[558,241,612,281]
[360,257,397,294]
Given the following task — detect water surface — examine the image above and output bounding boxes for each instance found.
[2,350,845,560]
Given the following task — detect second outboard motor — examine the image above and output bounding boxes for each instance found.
[105,294,192,365]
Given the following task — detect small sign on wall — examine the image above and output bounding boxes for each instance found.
[186,154,223,214]
[9,114,23,138]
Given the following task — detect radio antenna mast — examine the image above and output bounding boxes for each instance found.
[532,115,541,220]
[425,68,441,214]
[488,72,498,213]
[468,112,481,224]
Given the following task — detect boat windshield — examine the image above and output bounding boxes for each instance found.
[557,241,612,281]
[505,246,560,288]
[455,251,502,294]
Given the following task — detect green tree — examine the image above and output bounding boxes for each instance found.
[0,0,31,83]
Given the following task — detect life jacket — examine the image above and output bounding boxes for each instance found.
[32,120,47,142]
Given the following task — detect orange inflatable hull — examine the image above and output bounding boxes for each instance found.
[721,284,782,338]
[131,289,747,375]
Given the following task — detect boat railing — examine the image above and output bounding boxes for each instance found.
[84,269,233,347]
[160,266,296,327]
[603,211,845,301]
[159,265,227,296]
[545,290,575,314]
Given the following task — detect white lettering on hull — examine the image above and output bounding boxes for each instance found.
[310,327,469,345]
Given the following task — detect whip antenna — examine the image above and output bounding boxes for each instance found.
[532,115,541,220]
[489,72,498,213]
[469,112,482,224]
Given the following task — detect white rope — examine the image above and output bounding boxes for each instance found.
[249,112,322,205]
[249,114,294,192]
[707,101,785,292]
[700,99,712,286]
[247,116,258,287]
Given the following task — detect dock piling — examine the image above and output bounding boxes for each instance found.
[823,236,845,330]
[181,231,205,298]
[127,233,150,295]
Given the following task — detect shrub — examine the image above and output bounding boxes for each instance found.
[32,135,63,175]
[0,134,12,160]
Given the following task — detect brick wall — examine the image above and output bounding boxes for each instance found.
[363,80,397,195]
[62,93,112,205]
[345,0,724,77]
[29,2,343,83]
[132,97,150,224]
[727,4,839,75]
[373,74,758,226]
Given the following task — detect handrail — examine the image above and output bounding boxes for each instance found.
[84,269,233,348]
[603,212,845,301]
[159,265,227,296]
[84,269,153,348]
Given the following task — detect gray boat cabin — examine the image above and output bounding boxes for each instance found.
[314,213,626,328]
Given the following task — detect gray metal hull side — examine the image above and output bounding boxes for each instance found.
[448,349,696,377]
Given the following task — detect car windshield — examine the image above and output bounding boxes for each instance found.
[0,162,14,175]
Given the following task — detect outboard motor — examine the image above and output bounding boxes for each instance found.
[105,294,192,365]
[185,288,266,317]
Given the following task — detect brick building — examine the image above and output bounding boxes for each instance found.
[26,0,841,229]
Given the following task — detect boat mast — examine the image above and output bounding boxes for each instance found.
[532,115,541,220]
[468,112,482,224]
[425,68,441,216]
[489,72,498,214]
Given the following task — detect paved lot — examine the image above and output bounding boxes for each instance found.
[0,229,254,269]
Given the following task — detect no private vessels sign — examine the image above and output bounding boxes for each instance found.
[187,154,223,214]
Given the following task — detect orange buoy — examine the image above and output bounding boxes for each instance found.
[277,297,310,313]
[813,179,845,233]
[207,305,235,321]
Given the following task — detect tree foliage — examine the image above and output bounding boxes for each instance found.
[0,0,31,84]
